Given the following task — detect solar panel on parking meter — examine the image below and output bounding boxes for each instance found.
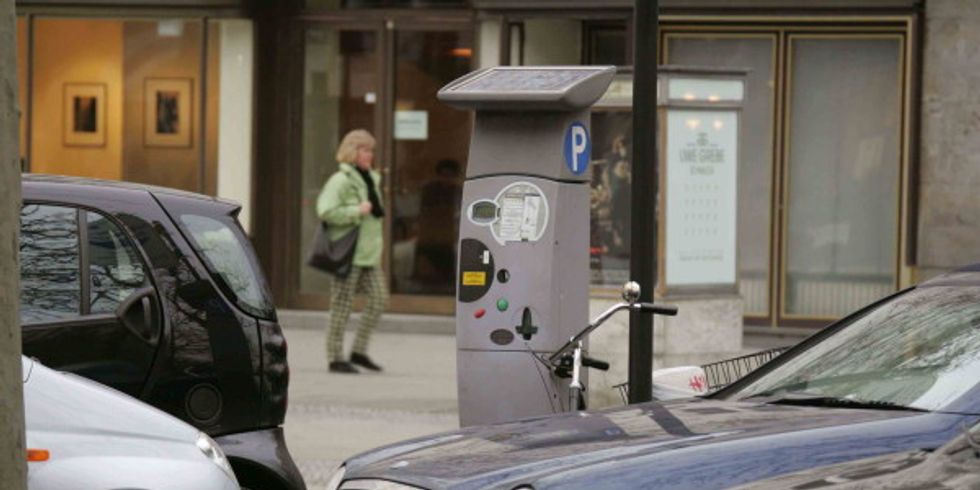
[439,66,615,427]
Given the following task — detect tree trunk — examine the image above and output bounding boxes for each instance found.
[0,0,26,487]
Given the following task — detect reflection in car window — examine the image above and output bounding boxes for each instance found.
[727,286,980,411]
[87,212,147,314]
[179,214,275,318]
[20,205,81,323]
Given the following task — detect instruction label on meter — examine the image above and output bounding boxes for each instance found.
[465,181,550,245]
[462,271,487,286]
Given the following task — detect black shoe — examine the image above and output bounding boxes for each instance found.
[350,352,383,372]
[329,361,359,374]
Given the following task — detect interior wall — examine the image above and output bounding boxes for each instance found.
[216,19,254,232]
[32,19,124,179]
[122,21,203,193]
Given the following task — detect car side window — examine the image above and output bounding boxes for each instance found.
[20,205,81,323]
[179,213,276,318]
[87,212,147,314]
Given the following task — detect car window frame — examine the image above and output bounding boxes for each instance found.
[20,200,160,325]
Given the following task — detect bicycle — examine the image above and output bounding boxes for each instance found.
[541,281,678,411]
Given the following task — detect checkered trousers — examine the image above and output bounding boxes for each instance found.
[326,266,389,362]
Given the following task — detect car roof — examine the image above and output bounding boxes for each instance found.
[22,174,240,210]
[919,264,980,287]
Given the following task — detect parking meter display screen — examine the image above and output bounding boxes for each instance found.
[472,202,497,221]
[453,69,600,93]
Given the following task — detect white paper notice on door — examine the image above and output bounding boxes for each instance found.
[394,110,428,140]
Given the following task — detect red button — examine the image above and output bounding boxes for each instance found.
[474,308,486,319]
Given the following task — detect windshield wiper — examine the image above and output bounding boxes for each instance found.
[754,393,928,412]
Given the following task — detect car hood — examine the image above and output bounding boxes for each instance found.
[23,357,198,444]
[343,398,974,490]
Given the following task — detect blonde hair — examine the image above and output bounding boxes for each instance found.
[335,129,376,164]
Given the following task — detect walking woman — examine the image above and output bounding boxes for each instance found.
[317,129,388,374]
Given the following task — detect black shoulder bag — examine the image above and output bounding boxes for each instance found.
[306,222,359,279]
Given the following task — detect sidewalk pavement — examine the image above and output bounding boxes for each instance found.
[282,327,458,490]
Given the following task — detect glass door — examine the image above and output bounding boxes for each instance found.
[298,25,382,298]
[388,26,473,298]
[295,18,472,312]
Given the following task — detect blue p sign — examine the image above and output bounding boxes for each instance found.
[563,122,590,175]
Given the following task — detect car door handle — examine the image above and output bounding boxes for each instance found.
[116,286,158,345]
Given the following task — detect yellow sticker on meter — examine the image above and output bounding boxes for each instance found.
[462,271,487,286]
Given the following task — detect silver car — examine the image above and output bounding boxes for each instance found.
[23,357,239,490]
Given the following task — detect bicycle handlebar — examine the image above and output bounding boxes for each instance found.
[581,356,610,371]
[548,301,680,365]
[636,303,678,316]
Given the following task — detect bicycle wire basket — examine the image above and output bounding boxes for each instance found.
[614,346,790,404]
[701,347,789,391]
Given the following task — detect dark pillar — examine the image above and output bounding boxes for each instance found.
[251,0,304,306]
[628,0,658,404]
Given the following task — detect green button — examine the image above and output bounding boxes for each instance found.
[496,299,509,312]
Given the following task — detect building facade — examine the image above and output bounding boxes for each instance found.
[13,0,980,329]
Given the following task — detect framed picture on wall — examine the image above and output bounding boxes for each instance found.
[144,78,193,148]
[63,83,107,147]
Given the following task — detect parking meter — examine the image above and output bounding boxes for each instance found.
[438,66,615,426]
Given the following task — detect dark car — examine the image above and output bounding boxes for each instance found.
[732,420,980,489]
[19,175,304,490]
[324,266,980,490]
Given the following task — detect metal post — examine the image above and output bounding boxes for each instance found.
[0,0,27,486]
[628,0,658,404]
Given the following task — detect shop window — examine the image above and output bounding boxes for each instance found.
[23,18,252,206]
[666,35,776,316]
[661,26,908,324]
[784,37,902,319]
[589,110,633,286]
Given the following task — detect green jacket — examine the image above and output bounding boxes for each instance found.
[316,163,384,267]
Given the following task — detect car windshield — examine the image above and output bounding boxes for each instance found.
[724,285,980,411]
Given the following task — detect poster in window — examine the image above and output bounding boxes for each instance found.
[63,83,107,147]
[664,109,738,287]
[144,78,193,148]
[588,110,632,286]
